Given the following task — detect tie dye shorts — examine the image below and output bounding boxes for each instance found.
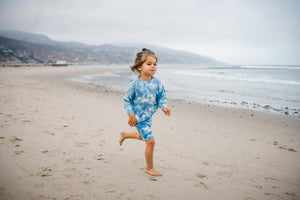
[136,118,153,141]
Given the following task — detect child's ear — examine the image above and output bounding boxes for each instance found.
[138,66,142,72]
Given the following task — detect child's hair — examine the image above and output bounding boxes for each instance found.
[131,48,157,74]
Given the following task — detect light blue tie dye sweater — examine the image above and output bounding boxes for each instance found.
[123,76,167,123]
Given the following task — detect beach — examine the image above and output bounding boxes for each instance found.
[0,66,299,200]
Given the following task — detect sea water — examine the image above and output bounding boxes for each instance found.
[71,64,300,117]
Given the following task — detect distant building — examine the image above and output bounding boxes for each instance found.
[52,60,68,66]
[1,49,13,56]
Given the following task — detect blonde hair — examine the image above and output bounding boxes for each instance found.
[130,48,157,74]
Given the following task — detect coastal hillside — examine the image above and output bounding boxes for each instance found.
[0,30,226,65]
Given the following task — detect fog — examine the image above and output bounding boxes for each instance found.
[0,0,299,65]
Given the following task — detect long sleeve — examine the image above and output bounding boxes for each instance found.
[123,83,135,115]
[157,81,167,110]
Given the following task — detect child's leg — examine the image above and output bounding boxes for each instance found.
[119,131,142,146]
[145,138,162,176]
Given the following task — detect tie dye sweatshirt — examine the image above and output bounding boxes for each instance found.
[123,76,167,123]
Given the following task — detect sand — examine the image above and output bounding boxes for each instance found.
[0,66,299,200]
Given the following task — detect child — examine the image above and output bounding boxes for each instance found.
[119,48,171,176]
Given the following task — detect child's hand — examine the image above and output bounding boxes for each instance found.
[128,113,137,127]
[163,107,171,116]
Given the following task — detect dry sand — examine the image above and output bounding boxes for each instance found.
[0,66,299,200]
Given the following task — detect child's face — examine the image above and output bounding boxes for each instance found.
[138,56,157,77]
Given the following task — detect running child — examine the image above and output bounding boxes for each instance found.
[119,48,171,176]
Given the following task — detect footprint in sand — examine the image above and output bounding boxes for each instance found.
[69,157,85,163]
[185,173,208,189]
[278,146,297,152]
[99,140,106,147]
[264,193,280,198]
[195,173,208,188]
[14,150,25,155]
[255,185,263,189]
[272,141,297,152]
[272,186,280,189]
[197,173,207,178]
[93,154,104,160]
[194,181,208,189]
[285,192,296,197]
[287,148,297,152]
[63,173,73,179]
[38,167,53,177]
[10,136,22,142]
[75,141,90,147]
[216,171,232,178]
[202,161,209,166]
[264,177,279,182]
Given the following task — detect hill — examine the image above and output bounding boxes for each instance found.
[0,30,226,66]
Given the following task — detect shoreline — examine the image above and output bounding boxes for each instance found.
[12,65,299,121]
[0,66,299,200]
[66,66,300,118]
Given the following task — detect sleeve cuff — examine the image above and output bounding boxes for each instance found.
[126,109,134,115]
[159,103,167,110]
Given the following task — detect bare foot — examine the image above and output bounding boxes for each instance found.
[119,131,126,146]
[145,168,163,176]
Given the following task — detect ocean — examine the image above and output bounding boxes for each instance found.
[71,64,300,117]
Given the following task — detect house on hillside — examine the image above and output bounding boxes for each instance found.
[1,49,13,56]
[52,60,68,66]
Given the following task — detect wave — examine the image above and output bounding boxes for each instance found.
[172,71,300,85]
[93,72,121,77]
[240,65,300,70]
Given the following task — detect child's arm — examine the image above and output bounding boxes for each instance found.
[123,82,134,112]
[124,82,137,126]
[157,81,171,116]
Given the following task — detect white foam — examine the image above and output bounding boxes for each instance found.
[241,65,300,70]
[172,71,300,85]
[94,72,121,77]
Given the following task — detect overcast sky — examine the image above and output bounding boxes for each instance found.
[0,0,299,65]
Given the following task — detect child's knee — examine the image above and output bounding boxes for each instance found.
[137,134,142,140]
[146,138,155,146]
